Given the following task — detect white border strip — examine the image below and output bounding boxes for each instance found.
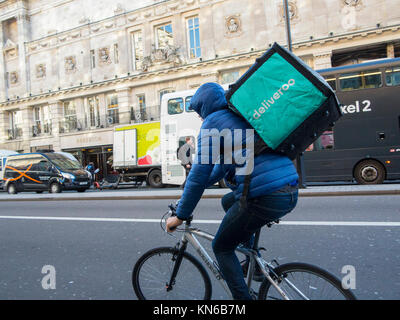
[0,216,399,227]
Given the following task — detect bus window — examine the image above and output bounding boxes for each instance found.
[168,98,184,115]
[324,76,336,91]
[385,67,400,86]
[339,69,382,91]
[185,96,194,112]
[307,130,334,151]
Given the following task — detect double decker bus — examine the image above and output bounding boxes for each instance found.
[160,58,400,186]
[305,58,400,184]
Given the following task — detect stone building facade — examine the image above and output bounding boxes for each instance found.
[0,0,399,173]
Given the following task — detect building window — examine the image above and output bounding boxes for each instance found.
[187,16,201,59]
[221,70,240,84]
[131,94,147,122]
[159,89,174,104]
[156,23,173,49]
[8,110,22,140]
[107,94,119,125]
[62,101,78,133]
[132,31,143,71]
[84,96,100,128]
[33,105,51,137]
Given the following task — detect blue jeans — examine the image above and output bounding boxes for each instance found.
[212,187,298,300]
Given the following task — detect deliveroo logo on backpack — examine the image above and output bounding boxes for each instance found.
[253,79,296,120]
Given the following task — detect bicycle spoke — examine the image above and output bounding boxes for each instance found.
[260,264,352,300]
[133,248,210,300]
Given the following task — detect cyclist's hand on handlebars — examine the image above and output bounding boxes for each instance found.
[166,216,183,233]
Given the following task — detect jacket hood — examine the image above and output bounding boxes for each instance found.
[190,83,227,119]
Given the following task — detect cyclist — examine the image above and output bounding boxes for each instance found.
[166,82,299,300]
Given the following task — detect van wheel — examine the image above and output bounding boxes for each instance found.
[7,183,17,195]
[147,169,163,188]
[77,188,87,193]
[354,160,385,185]
[49,182,62,194]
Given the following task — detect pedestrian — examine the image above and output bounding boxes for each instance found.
[85,162,96,185]
[177,136,195,188]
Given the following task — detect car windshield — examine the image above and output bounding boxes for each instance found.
[46,153,82,171]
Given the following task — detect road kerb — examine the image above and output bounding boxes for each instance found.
[0,188,399,201]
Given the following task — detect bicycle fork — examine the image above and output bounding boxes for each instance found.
[166,241,188,292]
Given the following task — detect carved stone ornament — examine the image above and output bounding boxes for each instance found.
[9,71,19,85]
[225,15,242,37]
[99,47,112,65]
[36,64,46,79]
[114,3,125,15]
[343,0,361,6]
[280,1,298,21]
[65,56,77,73]
[141,44,183,71]
[3,39,18,60]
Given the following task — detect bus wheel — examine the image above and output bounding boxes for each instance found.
[147,169,163,188]
[7,183,17,195]
[49,182,62,194]
[354,160,385,185]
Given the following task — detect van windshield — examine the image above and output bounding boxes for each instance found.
[46,153,82,171]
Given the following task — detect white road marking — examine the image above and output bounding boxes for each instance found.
[0,216,399,227]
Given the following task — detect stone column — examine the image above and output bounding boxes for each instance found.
[21,106,33,143]
[387,43,395,59]
[75,97,86,130]
[0,23,7,101]
[0,110,8,145]
[116,87,131,125]
[16,12,31,96]
[48,100,63,151]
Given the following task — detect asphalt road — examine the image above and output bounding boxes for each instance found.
[0,195,399,300]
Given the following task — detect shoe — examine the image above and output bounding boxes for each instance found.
[240,260,265,282]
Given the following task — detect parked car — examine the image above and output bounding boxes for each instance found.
[3,151,91,194]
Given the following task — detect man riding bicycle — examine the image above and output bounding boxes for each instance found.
[166,82,299,300]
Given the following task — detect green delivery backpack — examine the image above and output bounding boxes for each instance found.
[225,42,342,160]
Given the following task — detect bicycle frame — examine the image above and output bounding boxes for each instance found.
[176,223,292,300]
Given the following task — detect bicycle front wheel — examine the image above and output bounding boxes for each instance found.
[258,263,357,300]
[132,247,212,300]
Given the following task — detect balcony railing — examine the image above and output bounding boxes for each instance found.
[57,107,160,134]
[59,113,120,134]
[7,127,23,140]
[32,121,52,137]
[130,105,160,123]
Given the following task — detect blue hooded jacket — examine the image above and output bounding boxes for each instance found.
[176,83,299,220]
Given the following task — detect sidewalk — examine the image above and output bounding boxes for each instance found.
[0,184,399,201]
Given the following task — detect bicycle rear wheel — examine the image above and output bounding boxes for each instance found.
[132,247,212,300]
[258,263,357,300]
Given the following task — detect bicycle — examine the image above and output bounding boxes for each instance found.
[132,201,357,300]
